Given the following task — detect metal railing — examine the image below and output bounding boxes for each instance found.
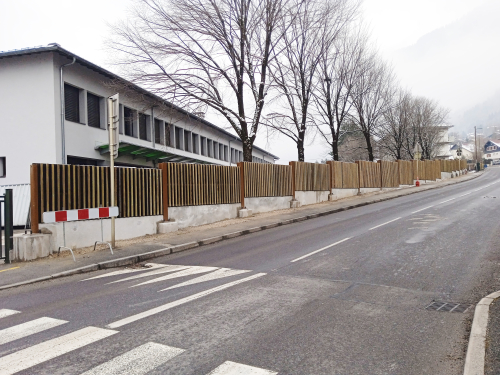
[1,189,13,263]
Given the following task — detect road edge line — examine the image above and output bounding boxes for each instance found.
[0,172,483,292]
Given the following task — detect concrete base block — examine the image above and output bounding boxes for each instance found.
[290,199,301,208]
[157,220,179,234]
[330,189,358,200]
[12,234,52,261]
[238,208,253,218]
[328,194,335,202]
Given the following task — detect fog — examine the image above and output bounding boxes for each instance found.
[1,0,498,162]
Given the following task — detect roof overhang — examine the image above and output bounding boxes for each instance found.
[96,142,213,164]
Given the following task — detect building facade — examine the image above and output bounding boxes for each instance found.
[434,125,453,159]
[0,44,277,185]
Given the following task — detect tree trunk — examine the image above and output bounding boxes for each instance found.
[332,138,339,161]
[242,139,253,162]
[297,138,305,162]
[362,132,374,161]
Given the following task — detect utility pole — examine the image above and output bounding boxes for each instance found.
[475,126,478,171]
[107,94,119,248]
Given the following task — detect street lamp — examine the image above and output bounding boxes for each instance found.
[414,143,422,186]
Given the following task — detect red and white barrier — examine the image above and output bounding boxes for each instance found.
[42,207,119,223]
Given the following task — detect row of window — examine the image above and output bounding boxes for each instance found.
[0,157,5,178]
[64,83,267,163]
[486,145,498,151]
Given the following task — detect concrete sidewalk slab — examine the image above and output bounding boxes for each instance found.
[0,172,483,290]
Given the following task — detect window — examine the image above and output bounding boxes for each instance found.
[0,157,5,177]
[207,139,213,157]
[201,137,206,156]
[154,119,163,145]
[184,131,191,152]
[165,123,171,146]
[192,134,199,154]
[213,142,219,159]
[139,113,148,140]
[64,84,80,122]
[87,93,101,128]
[175,127,183,150]
[124,107,135,137]
[224,145,228,161]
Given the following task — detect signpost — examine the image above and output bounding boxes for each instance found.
[107,94,119,248]
[414,144,422,187]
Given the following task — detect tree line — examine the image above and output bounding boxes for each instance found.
[111,0,449,162]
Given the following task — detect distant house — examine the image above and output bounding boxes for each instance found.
[450,143,474,160]
[483,140,500,161]
[0,44,278,186]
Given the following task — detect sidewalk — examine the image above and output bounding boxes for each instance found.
[0,172,482,290]
[485,297,500,375]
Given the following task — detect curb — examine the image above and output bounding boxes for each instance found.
[464,290,500,375]
[0,173,482,292]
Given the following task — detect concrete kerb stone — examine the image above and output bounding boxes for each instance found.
[198,236,223,245]
[464,290,500,375]
[0,172,483,292]
[51,264,99,277]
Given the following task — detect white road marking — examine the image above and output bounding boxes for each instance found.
[0,317,67,345]
[106,265,190,285]
[0,309,20,319]
[0,326,118,375]
[460,192,472,197]
[412,206,434,214]
[81,263,168,281]
[159,268,250,291]
[208,361,277,375]
[130,266,218,288]
[107,273,266,329]
[439,198,456,204]
[369,217,401,231]
[290,238,351,263]
[79,342,184,375]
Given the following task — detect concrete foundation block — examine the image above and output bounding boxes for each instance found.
[12,234,52,261]
[290,199,301,208]
[328,194,335,201]
[157,220,179,234]
[238,208,253,218]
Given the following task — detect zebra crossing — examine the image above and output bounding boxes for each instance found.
[0,263,276,374]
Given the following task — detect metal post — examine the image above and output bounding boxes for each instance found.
[4,189,13,263]
[108,97,116,248]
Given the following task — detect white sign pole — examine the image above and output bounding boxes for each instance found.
[108,94,119,248]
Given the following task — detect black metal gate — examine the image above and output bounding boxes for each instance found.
[1,189,13,264]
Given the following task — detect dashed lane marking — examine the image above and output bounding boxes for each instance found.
[106,265,190,285]
[290,238,351,263]
[412,206,434,214]
[0,317,67,346]
[0,309,20,320]
[0,326,118,375]
[0,267,20,273]
[208,361,278,375]
[107,273,266,329]
[369,217,401,231]
[79,342,184,375]
[159,268,250,291]
[81,263,168,281]
[130,266,218,288]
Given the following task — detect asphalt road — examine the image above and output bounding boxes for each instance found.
[1,169,500,375]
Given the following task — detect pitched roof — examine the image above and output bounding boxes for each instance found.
[0,44,278,160]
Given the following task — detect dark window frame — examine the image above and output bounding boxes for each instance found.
[87,92,101,129]
[64,83,81,123]
[0,157,5,178]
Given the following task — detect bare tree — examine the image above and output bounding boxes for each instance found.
[314,27,365,161]
[378,88,413,160]
[110,0,292,161]
[350,54,394,161]
[264,0,358,161]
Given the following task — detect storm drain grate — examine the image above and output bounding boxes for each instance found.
[425,301,472,313]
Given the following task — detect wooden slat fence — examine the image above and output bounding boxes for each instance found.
[342,162,359,189]
[357,161,381,188]
[380,161,399,188]
[398,160,413,185]
[34,163,162,221]
[240,162,292,197]
[161,163,240,207]
[326,161,343,189]
[291,162,330,191]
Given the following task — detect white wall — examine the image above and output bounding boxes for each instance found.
[295,191,330,206]
[245,196,292,214]
[168,204,240,228]
[0,53,58,184]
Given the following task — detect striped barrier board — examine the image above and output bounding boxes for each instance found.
[42,207,119,223]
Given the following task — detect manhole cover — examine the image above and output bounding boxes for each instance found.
[425,301,472,313]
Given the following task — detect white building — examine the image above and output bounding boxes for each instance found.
[435,125,453,159]
[450,143,474,160]
[0,44,278,186]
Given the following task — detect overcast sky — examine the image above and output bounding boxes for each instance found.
[1,0,498,163]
